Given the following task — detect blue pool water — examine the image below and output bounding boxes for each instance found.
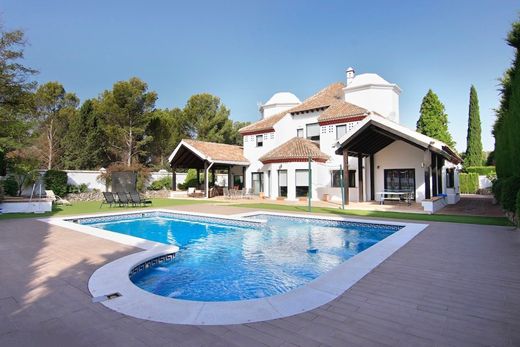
[79,213,401,301]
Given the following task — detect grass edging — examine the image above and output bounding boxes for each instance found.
[229,203,511,226]
[0,198,211,220]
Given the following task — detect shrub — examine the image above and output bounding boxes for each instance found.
[3,176,19,196]
[464,166,496,176]
[148,176,172,190]
[500,176,520,213]
[178,169,198,190]
[67,183,89,194]
[0,183,3,201]
[459,173,479,194]
[465,166,494,175]
[44,170,69,196]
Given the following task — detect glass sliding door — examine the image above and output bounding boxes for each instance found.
[251,172,264,194]
[278,170,287,197]
[384,169,415,199]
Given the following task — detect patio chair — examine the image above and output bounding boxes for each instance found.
[223,187,230,199]
[100,192,116,208]
[187,187,196,197]
[245,188,254,199]
[45,190,71,205]
[117,192,130,207]
[129,191,152,207]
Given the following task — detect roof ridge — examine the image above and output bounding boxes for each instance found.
[259,136,329,163]
[183,138,242,148]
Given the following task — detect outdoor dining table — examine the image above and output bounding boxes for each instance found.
[376,191,413,205]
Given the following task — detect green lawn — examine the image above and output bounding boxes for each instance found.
[0,198,211,220]
[230,203,512,226]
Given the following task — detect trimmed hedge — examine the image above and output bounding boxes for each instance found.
[516,190,520,226]
[492,179,503,203]
[459,173,479,194]
[464,166,496,176]
[500,176,520,213]
[44,170,68,197]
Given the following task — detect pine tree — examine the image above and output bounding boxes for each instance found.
[61,99,110,169]
[416,89,455,148]
[464,85,484,167]
[183,94,234,143]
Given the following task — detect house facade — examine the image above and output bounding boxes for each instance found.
[170,68,462,208]
[238,68,461,205]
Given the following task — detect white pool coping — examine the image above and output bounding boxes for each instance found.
[41,209,428,325]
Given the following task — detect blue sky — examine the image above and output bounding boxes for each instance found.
[2,0,517,152]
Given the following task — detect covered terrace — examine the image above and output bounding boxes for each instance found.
[335,115,462,208]
[168,139,250,198]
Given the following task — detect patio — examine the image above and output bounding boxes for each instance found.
[0,203,519,346]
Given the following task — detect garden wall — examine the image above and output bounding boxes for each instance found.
[16,169,189,197]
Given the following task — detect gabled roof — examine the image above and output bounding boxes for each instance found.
[240,82,370,135]
[168,139,249,167]
[259,137,329,164]
[335,115,462,164]
[317,102,368,124]
[239,111,288,135]
[289,82,345,114]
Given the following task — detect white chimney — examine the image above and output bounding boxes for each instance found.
[346,67,355,85]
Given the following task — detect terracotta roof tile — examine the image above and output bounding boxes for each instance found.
[289,82,345,113]
[318,102,368,123]
[183,139,248,163]
[239,111,287,135]
[239,82,347,135]
[259,137,329,164]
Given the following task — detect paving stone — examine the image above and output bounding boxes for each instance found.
[0,205,518,346]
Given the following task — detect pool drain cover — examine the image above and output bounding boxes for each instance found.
[92,292,122,303]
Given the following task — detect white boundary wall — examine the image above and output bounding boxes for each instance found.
[15,169,191,196]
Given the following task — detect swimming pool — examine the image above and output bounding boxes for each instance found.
[78,211,402,302]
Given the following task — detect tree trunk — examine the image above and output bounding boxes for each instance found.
[47,120,53,170]
[127,128,132,167]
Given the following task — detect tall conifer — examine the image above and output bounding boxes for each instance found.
[464,86,483,167]
[416,89,455,148]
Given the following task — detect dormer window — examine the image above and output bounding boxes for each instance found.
[256,135,263,147]
[306,123,320,142]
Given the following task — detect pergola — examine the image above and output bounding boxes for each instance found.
[168,139,249,198]
[335,116,461,204]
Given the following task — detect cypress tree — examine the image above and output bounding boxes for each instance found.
[464,85,484,167]
[416,89,455,148]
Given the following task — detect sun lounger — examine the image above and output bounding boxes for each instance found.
[100,192,117,208]
[117,192,130,207]
[129,191,152,207]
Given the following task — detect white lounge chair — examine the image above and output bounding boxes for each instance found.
[45,190,71,205]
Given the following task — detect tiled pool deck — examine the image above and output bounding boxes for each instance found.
[1,204,519,346]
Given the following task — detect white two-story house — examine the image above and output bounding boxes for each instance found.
[169,68,462,210]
